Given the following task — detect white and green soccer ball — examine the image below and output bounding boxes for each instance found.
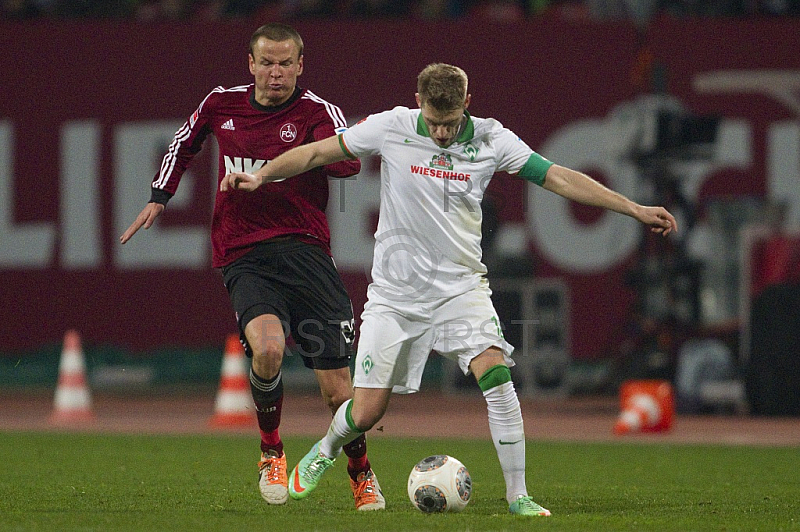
[407,455,472,513]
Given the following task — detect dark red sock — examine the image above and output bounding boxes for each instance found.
[255,394,283,455]
[259,428,282,456]
[251,370,284,456]
[343,433,370,481]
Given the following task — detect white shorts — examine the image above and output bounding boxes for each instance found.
[353,280,514,394]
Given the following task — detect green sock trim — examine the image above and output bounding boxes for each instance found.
[478,364,512,392]
[344,400,360,432]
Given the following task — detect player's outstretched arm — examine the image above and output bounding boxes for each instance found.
[542,164,677,236]
[119,202,165,244]
[221,135,349,192]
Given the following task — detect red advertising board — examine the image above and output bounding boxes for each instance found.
[1,17,798,358]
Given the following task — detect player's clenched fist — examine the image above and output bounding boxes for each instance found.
[220,172,262,192]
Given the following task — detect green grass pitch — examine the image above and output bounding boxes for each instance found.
[1,432,798,531]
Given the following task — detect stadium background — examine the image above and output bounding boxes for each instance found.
[1,12,799,419]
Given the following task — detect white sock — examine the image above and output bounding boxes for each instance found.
[319,399,361,459]
[483,381,528,504]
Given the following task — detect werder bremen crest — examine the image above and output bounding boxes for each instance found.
[464,143,478,161]
[430,153,453,170]
[362,354,374,375]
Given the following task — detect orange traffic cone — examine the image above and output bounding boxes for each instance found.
[49,329,95,424]
[209,334,255,428]
[613,379,674,434]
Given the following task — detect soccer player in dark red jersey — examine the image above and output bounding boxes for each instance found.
[120,23,384,511]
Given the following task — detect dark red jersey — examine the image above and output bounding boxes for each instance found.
[152,84,361,267]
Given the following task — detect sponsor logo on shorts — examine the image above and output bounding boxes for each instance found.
[361,355,374,375]
[340,319,355,346]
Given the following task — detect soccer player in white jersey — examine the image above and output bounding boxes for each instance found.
[221,63,678,516]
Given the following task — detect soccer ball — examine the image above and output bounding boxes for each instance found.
[407,455,472,513]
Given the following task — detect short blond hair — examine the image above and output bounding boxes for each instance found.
[250,23,304,59]
[417,63,468,111]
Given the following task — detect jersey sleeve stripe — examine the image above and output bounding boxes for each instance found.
[154,86,230,189]
[154,122,192,189]
[197,86,224,115]
[303,90,348,130]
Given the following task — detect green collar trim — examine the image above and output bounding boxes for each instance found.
[416,110,474,146]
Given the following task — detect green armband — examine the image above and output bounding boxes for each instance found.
[517,152,553,186]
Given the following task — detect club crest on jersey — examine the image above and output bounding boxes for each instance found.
[279,123,298,142]
[429,153,453,170]
[464,143,478,161]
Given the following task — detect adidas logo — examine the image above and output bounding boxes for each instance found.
[221,119,235,131]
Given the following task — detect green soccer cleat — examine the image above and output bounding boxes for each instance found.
[288,441,335,500]
[509,495,551,516]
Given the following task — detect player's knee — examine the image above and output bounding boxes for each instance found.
[250,339,284,377]
[252,338,284,358]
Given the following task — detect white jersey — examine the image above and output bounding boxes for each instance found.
[340,106,553,301]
